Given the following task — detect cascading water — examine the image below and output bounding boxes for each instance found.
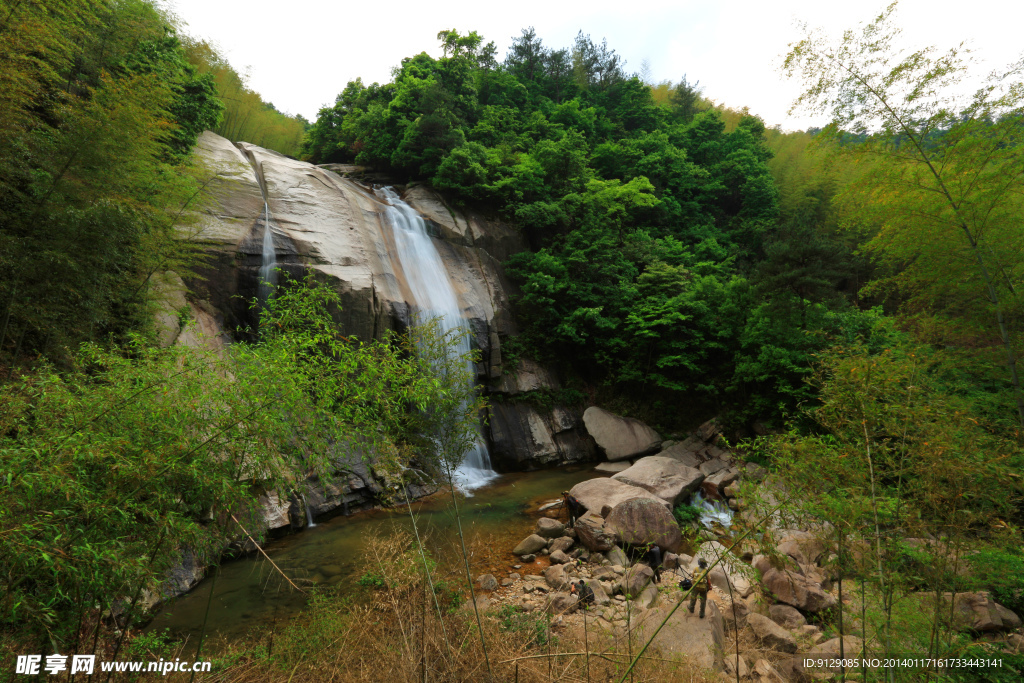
[691,491,734,527]
[374,187,499,491]
[302,493,316,528]
[258,202,277,301]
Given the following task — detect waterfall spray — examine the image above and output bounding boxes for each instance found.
[374,187,498,491]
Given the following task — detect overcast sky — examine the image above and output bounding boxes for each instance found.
[161,0,1023,131]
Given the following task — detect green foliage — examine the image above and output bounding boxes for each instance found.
[182,38,307,157]
[672,503,702,526]
[0,273,486,650]
[357,572,387,590]
[495,604,551,646]
[968,546,1024,616]
[0,0,226,364]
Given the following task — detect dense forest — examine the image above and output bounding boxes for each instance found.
[303,25,1023,437]
[1,0,1022,680]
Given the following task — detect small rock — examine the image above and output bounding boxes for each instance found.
[520,554,536,562]
[512,565,521,570]
[550,549,571,564]
[509,572,521,580]
[477,574,498,591]
[500,579,513,587]
[536,517,566,538]
[550,537,574,554]
[513,534,548,556]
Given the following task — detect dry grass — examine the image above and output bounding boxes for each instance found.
[0,533,720,683]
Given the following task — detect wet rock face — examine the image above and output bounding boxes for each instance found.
[582,407,661,461]
[183,132,593,471]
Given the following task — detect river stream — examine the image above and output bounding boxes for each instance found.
[148,466,600,649]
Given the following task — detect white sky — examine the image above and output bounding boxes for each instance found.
[161,0,1023,131]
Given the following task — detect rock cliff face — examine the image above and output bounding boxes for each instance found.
[177,132,595,480]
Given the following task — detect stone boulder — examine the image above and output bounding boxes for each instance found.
[699,458,728,477]
[574,512,617,552]
[618,565,656,598]
[605,546,629,568]
[568,477,671,515]
[656,441,702,468]
[947,592,1022,632]
[702,468,740,498]
[762,567,836,613]
[748,613,798,653]
[477,574,498,591]
[605,497,683,553]
[513,534,548,556]
[611,456,705,506]
[545,591,575,614]
[720,596,750,631]
[549,549,571,564]
[550,537,574,554]
[582,407,661,461]
[776,530,825,566]
[769,604,807,629]
[583,578,611,607]
[544,563,572,591]
[535,517,565,538]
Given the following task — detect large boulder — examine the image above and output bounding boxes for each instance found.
[582,407,661,461]
[656,441,702,468]
[568,478,671,515]
[762,567,836,613]
[748,613,798,654]
[574,512,617,552]
[605,498,683,553]
[611,456,705,506]
[618,565,656,598]
[776,530,825,567]
[946,592,1022,632]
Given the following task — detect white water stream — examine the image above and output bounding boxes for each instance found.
[374,187,499,491]
[692,490,734,527]
[258,202,277,301]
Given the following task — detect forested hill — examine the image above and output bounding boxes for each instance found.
[0,0,306,366]
[302,28,874,429]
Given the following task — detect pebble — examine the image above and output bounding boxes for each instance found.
[509,572,521,580]
[512,565,522,570]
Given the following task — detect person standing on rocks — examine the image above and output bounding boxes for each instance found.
[686,558,711,619]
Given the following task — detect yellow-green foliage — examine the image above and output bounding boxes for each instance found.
[182,38,307,157]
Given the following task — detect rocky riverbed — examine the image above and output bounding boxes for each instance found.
[466,415,1024,681]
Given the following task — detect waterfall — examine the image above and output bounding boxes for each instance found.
[374,187,499,491]
[258,202,277,301]
[302,493,316,528]
[691,491,734,527]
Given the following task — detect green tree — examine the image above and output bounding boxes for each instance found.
[783,1,1024,426]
